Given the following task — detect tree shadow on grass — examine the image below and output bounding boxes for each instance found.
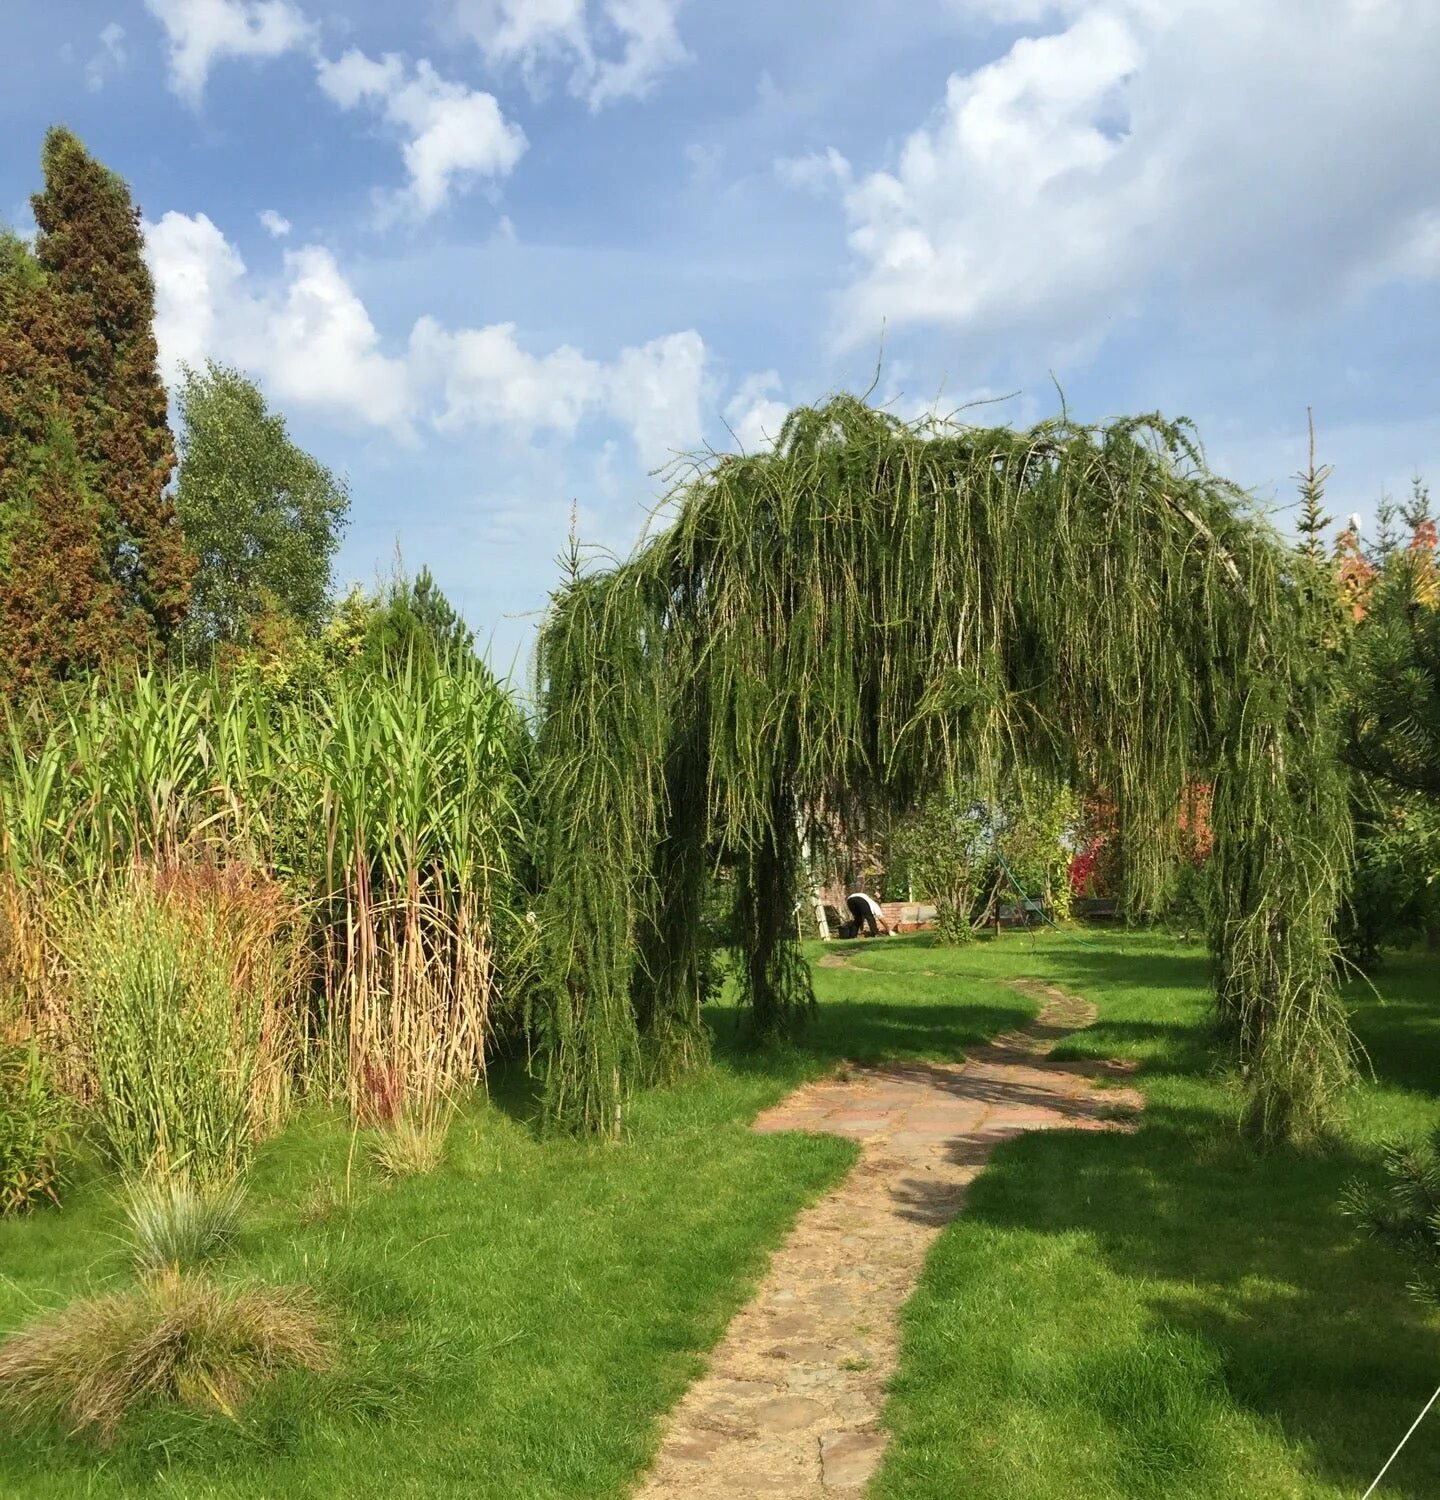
[954,1084,1440,1495]
[707,994,1038,1075]
[870,941,1440,1494]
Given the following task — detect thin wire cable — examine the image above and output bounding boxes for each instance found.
[993,850,1102,950]
[1361,1381,1440,1499]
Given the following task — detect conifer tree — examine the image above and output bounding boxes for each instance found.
[1401,475,1433,536]
[0,128,191,693]
[30,127,191,640]
[1295,408,1334,561]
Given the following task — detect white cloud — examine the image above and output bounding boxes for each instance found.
[789,1,1440,359]
[608,330,708,468]
[451,0,688,109]
[144,211,707,465]
[459,0,588,72]
[724,371,788,453]
[85,22,128,92]
[145,211,414,435]
[413,319,707,467]
[258,208,292,237]
[774,148,851,197]
[262,246,416,431]
[144,0,314,105]
[412,318,604,437]
[145,210,245,380]
[316,50,527,220]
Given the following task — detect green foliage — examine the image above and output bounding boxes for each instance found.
[1331,482,1440,959]
[1294,410,1333,563]
[64,879,276,1185]
[1343,1128,1440,1304]
[891,794,989,942]
[0,1041,70,1215]
[1342,547,1440,800]
[1342,790,1440,961]
[357,564,476,671]
[0,650,532,1123]
[979,772,1080,925]
[0,128,190,695]
[174,363,349,652]
[536,395,1352,1141]
[122,1177,248,1272]
[0,1270,331,1443]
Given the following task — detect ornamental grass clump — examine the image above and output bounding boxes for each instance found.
[365,1101,453,1179]
[0,1271,332,1443]
[0,1038,70,1214]
[65,864,302,1184]
[122,1177,248,1272]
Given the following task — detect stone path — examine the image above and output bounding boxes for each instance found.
[633,979,1142,1500]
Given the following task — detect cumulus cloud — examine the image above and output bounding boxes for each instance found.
[144,210,708,464]
[84,22,128,92]
[144,0,314,105]
[413,320,707,467]
[723,371,788,453]
[258,208,291,237]
[316,49,527,220]
[411,318,603,437]
[774,147,851,197]
[451,0,688,109]
[783,0,1440,359]
[608,330,708,468]
[145,211,414,435]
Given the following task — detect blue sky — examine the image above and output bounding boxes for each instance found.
[5,0,1440,672]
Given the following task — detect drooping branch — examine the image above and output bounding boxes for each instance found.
[534,396,1354,1142]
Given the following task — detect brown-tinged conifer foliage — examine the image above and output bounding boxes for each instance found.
[0,127,191,694]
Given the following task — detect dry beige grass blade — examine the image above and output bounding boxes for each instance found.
[0,1271,332,1443]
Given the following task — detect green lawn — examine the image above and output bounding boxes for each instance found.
[0,945,1030,1498]
[858,932,1440,1499]
[0,931,1436,1498]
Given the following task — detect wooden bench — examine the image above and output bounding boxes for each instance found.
[1074,896,1120,921]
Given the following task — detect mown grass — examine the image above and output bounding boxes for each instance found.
[856,930,1440,1499]
[0,946,1028,1497]
[3,931,1434,1497]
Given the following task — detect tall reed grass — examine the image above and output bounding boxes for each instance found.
[0,652,529,1174]
[65,866,298,1183]
[0,1038,69,1212]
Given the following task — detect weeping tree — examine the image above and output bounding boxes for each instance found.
[533,397,1353,1143]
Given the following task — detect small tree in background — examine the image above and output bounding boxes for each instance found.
[890,793,989,942]
[175,362,349,654]
[1295,409,1334,563]
[359,563,477,670]
[1337,495,1440,956]
[890,773,1079,939]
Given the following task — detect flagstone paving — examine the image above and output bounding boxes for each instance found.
[633,979,1142,1499]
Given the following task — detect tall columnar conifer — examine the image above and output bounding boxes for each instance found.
[0,128,191,692]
